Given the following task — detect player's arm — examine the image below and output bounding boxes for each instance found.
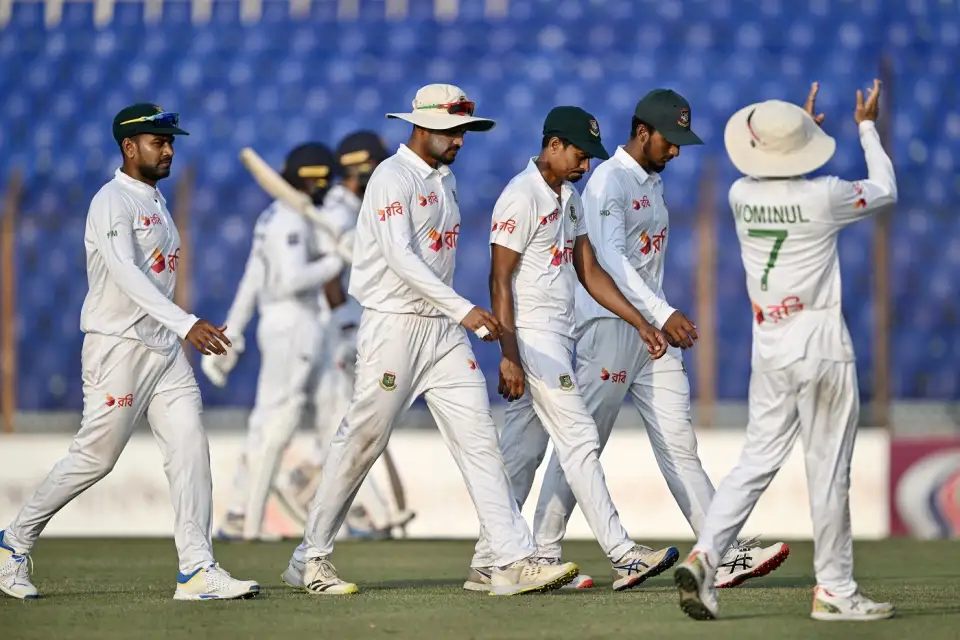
[221,241,264,351]
[582,182,676,328]
[573,235,667,359]
[368,173,499,338]
[89,191,199,340]
[488,193,536,400]
[273,219,344,297]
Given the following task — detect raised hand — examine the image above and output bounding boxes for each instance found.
[803,81,826,127]
[855,79,882,124]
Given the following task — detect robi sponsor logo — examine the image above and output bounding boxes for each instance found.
[150,247,180,273]
[600,368,627,383]
[427,224,460,252]
[105,393,134,407]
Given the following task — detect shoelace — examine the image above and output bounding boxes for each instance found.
[310,558,341,581]
[13,553,33,582]
[632,545,655,556]
[729,535,761,552]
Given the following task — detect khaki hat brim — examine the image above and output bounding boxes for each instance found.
[724,104,836,178]
[386,112,496,132]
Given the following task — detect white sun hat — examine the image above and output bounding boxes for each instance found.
[724,99,836,178]
[386,84,496,132]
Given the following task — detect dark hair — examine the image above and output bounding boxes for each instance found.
[541,135,572,149]
[630,116,656,139]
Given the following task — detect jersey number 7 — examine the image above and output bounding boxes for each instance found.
[747,229,788,291]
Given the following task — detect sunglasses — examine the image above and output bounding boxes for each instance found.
[119,111,180,128]
[417,100,475,116]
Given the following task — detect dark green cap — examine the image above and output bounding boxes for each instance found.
[542,106,610,160]
[112,103,189,145]
[634,89,703,146]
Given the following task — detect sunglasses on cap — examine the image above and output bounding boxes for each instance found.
[416,100,475,116]
[119,111,180,127]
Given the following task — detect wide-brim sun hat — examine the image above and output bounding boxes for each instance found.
[386,84,495,132]
[724,100,836,178]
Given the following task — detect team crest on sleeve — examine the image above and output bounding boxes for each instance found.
[379,371,397,391]
[589,119,600,137]
[569,204,578,222]
[559,374,574,391]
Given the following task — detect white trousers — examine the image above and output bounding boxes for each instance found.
[228,305,321,538]
[296,310,535,566]
[534,318,714,558]
[693,358,860,596]
[472,327,634,567]
[4,334,214,573]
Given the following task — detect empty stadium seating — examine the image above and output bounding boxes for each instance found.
[1,0,957,409]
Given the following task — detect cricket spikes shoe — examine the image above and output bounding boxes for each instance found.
[610,544,680,591]
[489,557,579,596]
[299,557,359,595]
[0,531,39,600]
[715,536,790,588]
[811,586,895,621]
[462,566,493,592]
[173,563,260,601]
[674,550,719,621]
[536,557,595,589]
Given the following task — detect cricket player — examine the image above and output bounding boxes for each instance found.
[675,80,897,621]
[204,143,345,541]
[277,132,415,538]
[523,91,787,590]
[0,104,259,601]
[469,106,679,593]
[282,84,578,596]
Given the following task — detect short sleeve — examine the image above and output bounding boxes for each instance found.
[490,190,537,254]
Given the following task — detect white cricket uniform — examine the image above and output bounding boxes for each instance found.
[3,169,215,573]
[294,144,535,566]
[531,147,715,559]
[472,159,635,567]
[692,120,897,596]
[225,200,343,539]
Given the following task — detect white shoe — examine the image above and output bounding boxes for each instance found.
[715,537,790,588]
[173,563,260,600]
[489,557,579,596]
[811,586,895,621]
[0,531,39,600]
[536,557,595,590]
[462,566,493,592]
[293,557,359,595]
[611,545,679,591]
[675,550,719,621]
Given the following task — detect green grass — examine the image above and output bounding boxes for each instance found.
[2,539,959,639]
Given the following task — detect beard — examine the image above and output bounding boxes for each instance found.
[567,171,584,183]
[643,139,666,173]
[142,160,171,181]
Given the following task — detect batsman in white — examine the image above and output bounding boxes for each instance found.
[281,84,578,596]
[203,143,345,541]
[519,91,787,590]
[276,132,415,538]
[0,104,259,601]
[675,80,897,622]
[470,106,677,593]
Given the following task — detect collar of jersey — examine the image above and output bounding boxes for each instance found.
[114,167,165,203]
[614,146,658,186]
[396,144,451,180]
[523,158,575,203]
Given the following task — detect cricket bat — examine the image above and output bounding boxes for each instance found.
[239,147,344,242]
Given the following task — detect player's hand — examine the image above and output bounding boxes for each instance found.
[498,357,525,402]
[186,320,231,355]
[461,306,502,342]
[637,323,668,360]
[855,79,882,124]
[661,310,698,349]
[803,81,826,127]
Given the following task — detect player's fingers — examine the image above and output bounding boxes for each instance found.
[483,320,501,341]
[804,81,819,112]
[191,337,211,356]
[816,113,825,125]
[206,324,231,348]
[856,89,864,109]
[201,330,227,355]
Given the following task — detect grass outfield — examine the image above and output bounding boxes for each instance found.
[2,539,958,639]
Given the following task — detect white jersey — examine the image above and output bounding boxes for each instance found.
[348,144,473,322]
[489,159,587,337]
[576,146,676,330]
[224,200,342,330]
[80,168,196,354]
[319,184,363,329]
[730,120,897,371]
